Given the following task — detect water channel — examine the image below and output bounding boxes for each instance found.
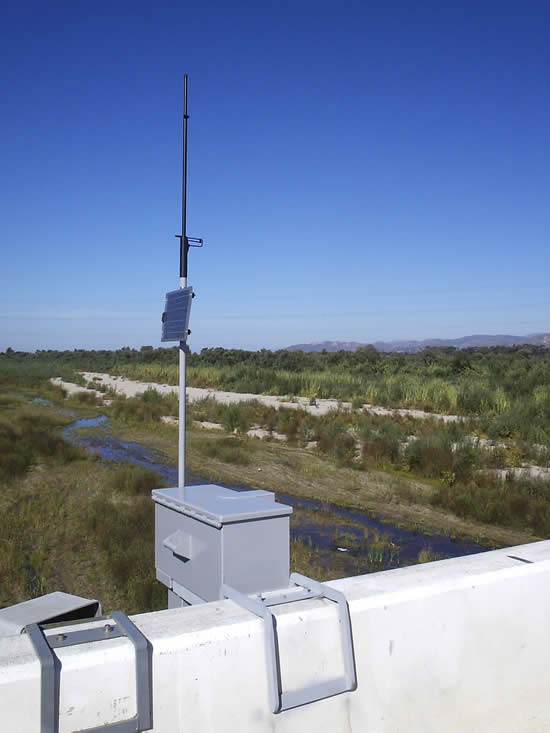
[62,414,489,577]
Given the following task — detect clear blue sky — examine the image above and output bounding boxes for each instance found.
[1,0,548,352]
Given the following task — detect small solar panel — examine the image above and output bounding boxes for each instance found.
[161,286,193,342]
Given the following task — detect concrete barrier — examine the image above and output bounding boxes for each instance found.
[1,541,550,732]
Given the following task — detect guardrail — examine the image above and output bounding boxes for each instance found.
[1,541,550,732]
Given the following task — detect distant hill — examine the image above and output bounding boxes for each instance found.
[287,333,550,353]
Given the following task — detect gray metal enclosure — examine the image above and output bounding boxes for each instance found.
[153,484,292,604]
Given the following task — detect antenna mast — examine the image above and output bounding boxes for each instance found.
[173,74,203,498]
[180,75,189,286]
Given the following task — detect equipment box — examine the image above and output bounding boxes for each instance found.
[153,484,292,603]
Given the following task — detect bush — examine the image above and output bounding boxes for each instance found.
[197,436,254,465]
[431,475,550,537]
[406,434,453,478]
[110,395,164,424]
[106,463,164,495]
[0,413,84,480]
[221,404,252,434]
[68,390,99,406]
[316,419,356,465]
[360,419,402,466]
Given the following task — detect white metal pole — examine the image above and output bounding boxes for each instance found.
[178,281,186,499]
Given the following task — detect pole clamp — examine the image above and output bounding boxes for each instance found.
[222,572,357,713]
[25,611,152,733]
[174,234,204,248]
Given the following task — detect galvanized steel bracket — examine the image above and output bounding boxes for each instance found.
[222,572,357,713]
[25,610,153,733]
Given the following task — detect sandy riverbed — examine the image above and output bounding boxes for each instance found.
[51,371,461,422]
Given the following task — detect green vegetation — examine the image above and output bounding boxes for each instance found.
[417,547,446,563]
[0,374,167,613]
[91,373,550,539]
[431,475,550,536]
[0,408,85,481]
[2,344,550,613]
[106,462,164,495]
[197,436,255,465]
[2,344,550,428]
[3,343,550,443]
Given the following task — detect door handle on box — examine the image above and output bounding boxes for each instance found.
[163,529,192,561]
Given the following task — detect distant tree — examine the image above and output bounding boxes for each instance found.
[452,352,472,373]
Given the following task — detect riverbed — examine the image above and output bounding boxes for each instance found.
[63,414,488,576]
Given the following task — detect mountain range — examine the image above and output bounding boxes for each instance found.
[286,333,550,353]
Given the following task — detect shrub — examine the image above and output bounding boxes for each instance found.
[110,395,164,424]
[316,419,356,465]
[197,436,254,465]
[406,434,453,478]
[68,390,99,406]
[360,419,402,466]
[106,463,164,495]
[221,404,252,434]
[0,414,84,480]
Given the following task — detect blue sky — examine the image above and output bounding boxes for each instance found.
[1,0,548,352]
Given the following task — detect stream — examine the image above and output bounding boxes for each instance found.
[62,414,489,576]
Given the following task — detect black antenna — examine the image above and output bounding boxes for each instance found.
[180,74,188,280]
[173,74,203,495]
[177,73,202,285]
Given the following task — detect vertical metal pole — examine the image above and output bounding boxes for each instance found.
[178,74,189,499]
[178,345,186,497]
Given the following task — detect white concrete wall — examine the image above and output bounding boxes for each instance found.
[1,541,550,732]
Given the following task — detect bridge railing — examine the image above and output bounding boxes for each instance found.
[1,540,550,732]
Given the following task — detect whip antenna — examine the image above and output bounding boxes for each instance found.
[160,73,203,499]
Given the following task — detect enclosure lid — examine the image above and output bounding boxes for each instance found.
[0,592,101,637]
[152,484,292,527]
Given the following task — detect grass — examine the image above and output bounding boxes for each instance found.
[3,345,550,444]
[0,406,86,481]
[41,372,550,544]
[0,451,168,613]
[2,358,548,614]
[106,352,550,443]
[417,547,446,563]
[119,418,537,549]
[106,462,164,495]
[196,435,256,465]
[0,379,168,613]
[290,536,401,581]
[431,474,550,536]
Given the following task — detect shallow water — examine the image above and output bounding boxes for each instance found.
[31,396,54,407]
[62,414,489,575]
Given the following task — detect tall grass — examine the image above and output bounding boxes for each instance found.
[110,358,550,448]
[4,346,550,444]
[106,462,164,495]
[0,410,85,481]
[196,436,255,466]
[431,475,550,536]
[0,376,168,613]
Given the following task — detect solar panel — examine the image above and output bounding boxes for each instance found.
[161,286,194,342]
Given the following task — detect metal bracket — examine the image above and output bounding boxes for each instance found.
[222,572,357,713]
[25,611,152,733]
[175,234,204,248]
